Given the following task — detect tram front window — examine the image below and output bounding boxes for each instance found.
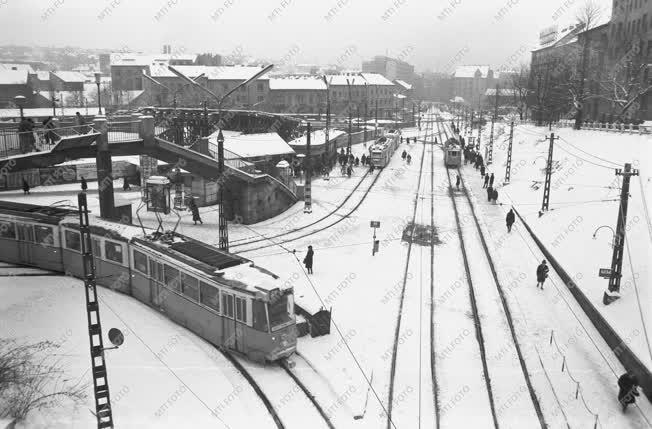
[268,291,294,331]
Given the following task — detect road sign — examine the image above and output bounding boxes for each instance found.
[599,268,613,278]
[370,221,380,228]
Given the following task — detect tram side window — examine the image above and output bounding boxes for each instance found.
[235,297,247,323]
[133,250,148,274]
[104,241,123,264]
[252,300,269,332]
[0,221,15,239]
[17,224,34,242]
[181,273,199,301]
[33,225,54,246]
[200,282,219,312]
[64,230,81,251]
[164,265,181,292]
[221,293,234,318]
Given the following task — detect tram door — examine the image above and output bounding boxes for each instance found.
[222,292,245,353]
[149,260,164,311]
[16,223,34,265]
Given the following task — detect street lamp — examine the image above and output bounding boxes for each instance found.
[94,72,102,115]
[14,95,26,119]
[322,75,332,161]
[592,225,616,248]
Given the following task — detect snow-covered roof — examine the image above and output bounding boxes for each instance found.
[0,63,35,73]
[360,73,395,86]
[394,79,412,90]
[454,65,491,78]
[289,129,346,147]
[111,53,198,67]
[52,71,86,83]
[0,70,28,85]
[208,131,295,159]
[150,65,271,81]
[269,77,326,90]
[219,263,290,293]
[326,74,367,86]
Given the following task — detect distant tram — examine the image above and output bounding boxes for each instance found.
[369,129,401,168]
[0,200,296,363]
[444,137,462,168]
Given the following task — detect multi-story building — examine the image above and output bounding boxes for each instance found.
[325,72,397,120]
[268,76,326,113]
[110,53,198,93]
[50,71,85,92]
[413,72,454,102]
[362,56,415,83]
[0,70,31,108]
[452,65,498,108]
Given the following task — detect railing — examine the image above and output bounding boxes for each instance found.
[107,120,141,143]
[0,125,98,159]
[556,119,651,134]
[206,141,255,172]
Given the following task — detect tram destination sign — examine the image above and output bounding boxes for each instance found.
[370,221,380,228]
[599,268,613,278]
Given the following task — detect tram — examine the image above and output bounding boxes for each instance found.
[0,200,297,363]
[444,137,462,168]
[368,128,401,168]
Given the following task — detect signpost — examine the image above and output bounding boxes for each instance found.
[370,221,380,255]
[598,268,613,279]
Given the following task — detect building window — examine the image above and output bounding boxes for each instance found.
[133,250,148,274]
[257,82,264,92]
[104,241,123,264]
[257,95,264,102]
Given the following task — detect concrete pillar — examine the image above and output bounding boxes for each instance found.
[93,116,114,219]
[139,115,157,187]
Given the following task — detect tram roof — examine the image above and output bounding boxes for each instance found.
[0,200,77,225]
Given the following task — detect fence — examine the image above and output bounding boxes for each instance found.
[107,121,141,143]
[0,125,96,158]
[557,120,652,134]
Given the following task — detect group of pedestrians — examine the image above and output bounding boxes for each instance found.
[401,150,412,164]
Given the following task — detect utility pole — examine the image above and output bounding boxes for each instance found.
[477,109,482,151]
[217,130,229,251]
[304,122,312,213]
[603,163,640,305]
[78,192,115,429]
[363,83,368,144]
[346,78,354,155]
[541,132,558,213]
[375,98,378,138]
[504,121,514,184]
[488,84,499,165]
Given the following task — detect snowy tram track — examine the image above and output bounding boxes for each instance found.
[234,166,384,254]
[222,351,332,429]
[230,170,371,248]
[385,132,438,428]
[437,120,545,428]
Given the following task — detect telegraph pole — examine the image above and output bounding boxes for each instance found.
[541,132,558,213]
[504,121,514,184]
[477,110,482,151]
[217,129,229,251]
[488,84,499,165]
[304,122,312,214]
[603,163,640,305]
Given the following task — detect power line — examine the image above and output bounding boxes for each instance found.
[558,136,622,167]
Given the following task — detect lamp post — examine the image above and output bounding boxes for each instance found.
[593,225,616,248]
[322,76,332,161]
[95,72,103,115]
[346,77,354,155]
[14,95,26,119]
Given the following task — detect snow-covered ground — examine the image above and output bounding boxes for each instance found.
[2,118,652,428]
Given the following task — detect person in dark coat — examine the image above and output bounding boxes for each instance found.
[487,185,493,202]
[506,209,515,232]
[536,260,549,289]
[355,156,359,167]
[80,176,88,191]
[402,150,407,160]
[303,245,314,274]
[483,174,489,188]
[361,154,367,165]
[492,188,498,203]
[456,174,461,190]
[480,164,486,177]
[346,164,352,178]
[187,198,203,225]
[22,178,30,195]
[618,372,640,411]
[123,176,131,191]
[489,173,495,187]
[369,161,375,173]
[42,116,55,145]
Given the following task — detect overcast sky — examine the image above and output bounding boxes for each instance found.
[0,0,612,72]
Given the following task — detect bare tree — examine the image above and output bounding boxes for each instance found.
[0,339,87,423]
[573,0,603,129]
[509,64,531,120]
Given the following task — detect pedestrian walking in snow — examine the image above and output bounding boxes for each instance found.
[22,178,30,195]
[618,373,640,412]
[487,185,493,202]
[536,260,549,289]
[361,154,367,165]
[80,176,88,191]
[489,173,495,188]
[480,165,486,177]
[492,188,498,203]
[347,165,352,178]
[456,174,461,190]
[187,198,203,225]
[401,136,404,144]
[402,150,407,160]
[355,157,360,167]
[406,154,412,164]
[483,174,489,188]
[123,176,131,191]
[506,209,515,232]
[303,245,314,274]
